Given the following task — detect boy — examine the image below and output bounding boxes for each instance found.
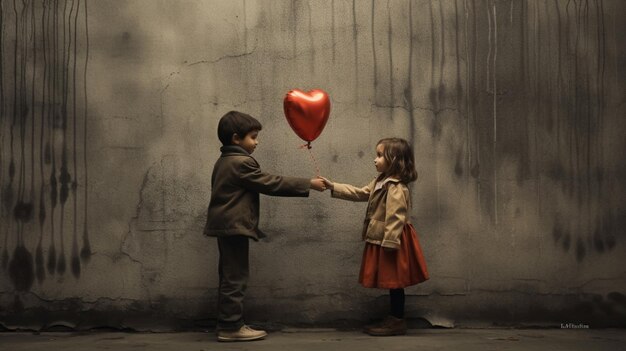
[204,111,326,342]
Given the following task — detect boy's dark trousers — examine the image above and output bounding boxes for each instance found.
[217,235,249,331]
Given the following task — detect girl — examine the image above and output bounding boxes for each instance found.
[321,138,429,336]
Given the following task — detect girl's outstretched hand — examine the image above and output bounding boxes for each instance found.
[318,176,334,191]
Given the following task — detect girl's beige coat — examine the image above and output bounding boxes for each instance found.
[331,177,410,249]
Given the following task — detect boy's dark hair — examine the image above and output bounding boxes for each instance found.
[377,138,418,184]
[217,111,263,145]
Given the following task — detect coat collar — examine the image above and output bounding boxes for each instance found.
[220,145,250,156]
[373,176,401,192]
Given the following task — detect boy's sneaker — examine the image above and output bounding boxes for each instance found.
[365,316,407,336]
[217,325,267,342]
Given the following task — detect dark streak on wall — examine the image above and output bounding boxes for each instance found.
[0,0,90,298]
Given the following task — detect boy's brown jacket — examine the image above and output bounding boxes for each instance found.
[203,145,310,240]
[331,177,410,249]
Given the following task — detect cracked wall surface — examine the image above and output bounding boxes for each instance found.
[1,0,626,330]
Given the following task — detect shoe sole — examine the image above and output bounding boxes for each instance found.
[217,333,267,342]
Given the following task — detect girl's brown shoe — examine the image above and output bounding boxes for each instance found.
[365,316,407,336]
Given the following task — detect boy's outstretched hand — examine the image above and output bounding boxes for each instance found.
[318,176,334,191]
[310,178,326,192]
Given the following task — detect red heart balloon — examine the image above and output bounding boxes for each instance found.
[283,89,331,144]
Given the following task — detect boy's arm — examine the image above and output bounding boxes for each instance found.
[239,158,310,197]
[329,179,374,202]
[381,184,407,250]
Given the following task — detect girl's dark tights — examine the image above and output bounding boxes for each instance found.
[389,288,405,319]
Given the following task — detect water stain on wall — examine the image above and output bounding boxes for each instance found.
[0,0,91,295]
[410,0,623,262]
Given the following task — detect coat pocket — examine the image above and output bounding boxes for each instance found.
[364,218,385,242]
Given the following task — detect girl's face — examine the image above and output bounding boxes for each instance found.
[374,143,389,174]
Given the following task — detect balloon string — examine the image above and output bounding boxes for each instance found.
[308,148,320,177]
[299,142,320,176]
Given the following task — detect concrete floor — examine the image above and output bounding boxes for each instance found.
[0,328,624,351]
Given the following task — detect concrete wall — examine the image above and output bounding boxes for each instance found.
[1,0,625,330]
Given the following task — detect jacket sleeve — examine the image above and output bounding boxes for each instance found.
[239,158,310,197]
[330,179,374,202]
[381,184,408,249]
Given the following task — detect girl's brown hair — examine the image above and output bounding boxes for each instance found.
[376,138,418,183]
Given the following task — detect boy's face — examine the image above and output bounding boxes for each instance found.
[233,130,259,154]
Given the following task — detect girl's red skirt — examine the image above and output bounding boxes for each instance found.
[359,223,429,289]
